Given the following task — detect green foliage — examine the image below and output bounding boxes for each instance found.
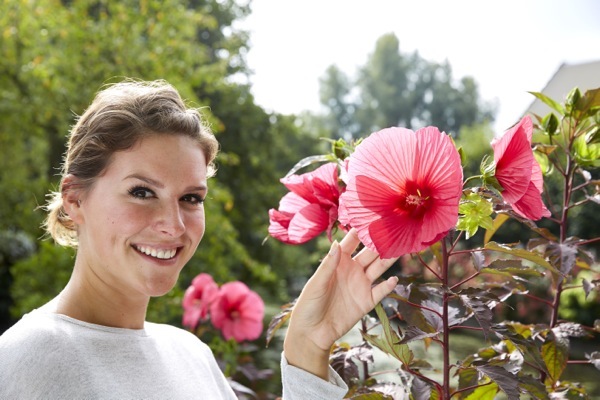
[270,87,600,399]
[318,33,496,139]
[9,241,74,318]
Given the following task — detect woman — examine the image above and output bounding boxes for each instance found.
[0,80,398,399]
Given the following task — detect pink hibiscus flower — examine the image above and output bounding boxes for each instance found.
[210,281,265,342]
[182,273,220,330]
[339,126,463,259]
[268,162,342,244]
[492,115,551,220]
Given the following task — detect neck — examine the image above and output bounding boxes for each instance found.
[55,262,149,329]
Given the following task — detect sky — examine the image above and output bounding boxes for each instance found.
[237,0,600,134]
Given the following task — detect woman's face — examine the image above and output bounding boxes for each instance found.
[75,134,208,299]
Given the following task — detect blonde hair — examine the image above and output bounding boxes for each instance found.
[45,79,219,247]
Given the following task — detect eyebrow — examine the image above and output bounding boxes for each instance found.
[124,174,207,192]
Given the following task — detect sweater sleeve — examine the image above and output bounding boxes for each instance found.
[280,352,348,400]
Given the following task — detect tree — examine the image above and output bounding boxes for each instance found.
[0,0,271,319]
[319,33,495,138]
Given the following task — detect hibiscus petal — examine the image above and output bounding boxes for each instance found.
[368,213,426,258]
[287,203,330,244]
[279,192,311,214]
[347,127,416,190]
[340,126,462,258]
[268,209,292,243]
[511,181,551,220]
[232,318,264,342]
[414,127,464,200]
[492,116,534,203]
[531,156,544,194]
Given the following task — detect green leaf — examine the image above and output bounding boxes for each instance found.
[463,381,499,400]
[518,375,550,400]
[284,154,332,177]
[265,300,295,346]
[541,332,568,383]
[362,304,414,365]
[566,87,582,112]
[533,151,552,175]
[484,214,510,245]
[541,112,559,135]
[473,364,520,399]
[572,134,600,168]
[457,192,494,239]
[481,259,544,278]
[484,242,559,274]
[528,91,565,114]
[457,366,479,392]
[576,87,600,115]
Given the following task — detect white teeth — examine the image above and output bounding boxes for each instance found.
[135,245,176,260]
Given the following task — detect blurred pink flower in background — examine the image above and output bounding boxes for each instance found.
[210,281,265,342]
[339,126,463,259]
[268,162,342,244]
[492,115,551,220]
[182,273,219,330]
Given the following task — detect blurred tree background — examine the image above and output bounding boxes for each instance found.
[11,0,597,394]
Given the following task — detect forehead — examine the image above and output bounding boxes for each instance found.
[105,134,208,182]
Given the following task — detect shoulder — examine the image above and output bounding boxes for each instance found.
[144,321,211,352]
[0,308,61,350]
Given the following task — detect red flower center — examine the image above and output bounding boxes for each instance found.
[399,182,430,219]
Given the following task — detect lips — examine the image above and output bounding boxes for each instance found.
[133,244,179,260]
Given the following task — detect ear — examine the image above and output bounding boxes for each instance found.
[61,174,85,225]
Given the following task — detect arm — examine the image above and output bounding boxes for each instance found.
[283,228,398,380]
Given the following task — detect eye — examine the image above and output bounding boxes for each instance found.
[128,186,155,199]
[181,194,204,206]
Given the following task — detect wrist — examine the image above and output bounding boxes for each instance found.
[284,329,331,381]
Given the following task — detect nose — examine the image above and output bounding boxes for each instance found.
[154,201,185,237]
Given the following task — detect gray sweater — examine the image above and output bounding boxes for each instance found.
[0,307,348,399]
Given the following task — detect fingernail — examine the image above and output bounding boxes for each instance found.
[329,240,339,256]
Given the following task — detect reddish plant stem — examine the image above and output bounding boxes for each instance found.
[521,292,554,307]
[397,299,444,319]
[576,237,600,247]
[360,318,370,380]
[450,230,464,253]
[449,325,483,332]
[450,271,480,291]
[441,238,451,400]
[550,152,574,329]
[417,252,442,281]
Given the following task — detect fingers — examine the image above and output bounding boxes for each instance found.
[371,276,399,305]
[365,256,398,282]
[339,228,361,256]
[309,240,341,288]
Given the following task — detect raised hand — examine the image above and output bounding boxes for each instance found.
[283,228,398,380]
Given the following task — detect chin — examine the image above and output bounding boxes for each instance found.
[145,276,180,298]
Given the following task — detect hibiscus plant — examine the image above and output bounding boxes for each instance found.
[182,273,272,398]
[267,87,600,399]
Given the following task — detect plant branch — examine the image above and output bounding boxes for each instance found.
[450,272,480,290]
[397,298,444,319]
[450,230,464,253]
[577,237,600,247]
[449,325,484,332]
[416,252,442,281]
[520,292,554,307]
[442,239,451,400]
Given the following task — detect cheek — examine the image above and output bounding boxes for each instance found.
[185,212,206,242]
[102,204,150,236]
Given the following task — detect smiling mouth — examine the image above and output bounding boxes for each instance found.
[133,245,179,260]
